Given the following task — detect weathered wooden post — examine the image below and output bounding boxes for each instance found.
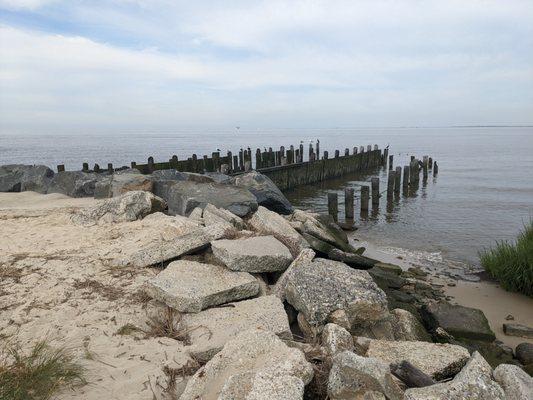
[410,158,419,184]
[395,166,402,193]
[360,146,365,153]
[383,148,388,166]
[289,145,295,164]
[402,165,410,189]
[361,186,370,212]
[238,148,244,170]
[410,155,415,162]
[295,149,300,164]
[387,171,395,199]
[371,177,380,206]
[323,151,329,160]
[316,140,320,159]
[130,161,136,169]
[335,150,340,158]
[57,164,65,172]
[299,143,304,162]
[428,157,433,169]
[107,163,113,173]
[345,148,350,156]
[255,149,262,169]
[233,155,239,171]
[433,161,439,175]
[374,144,379,150]
[328,192,339,222]
[82,163,89,172]
[191,154,198,172]
[389,155,393,170]
[345,188,354,221]
[94,163,101,173]
[309,143,313,160]
[422,158,428,180]
[353,147,358,154]
[367,145,372,152]
[171,155,178,169]
[147,156,155,173]
[227,151,233,171]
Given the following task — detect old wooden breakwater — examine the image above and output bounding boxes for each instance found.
[327,154,439,223]
[57,142,387,192]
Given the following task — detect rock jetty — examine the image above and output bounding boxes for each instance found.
[1,165,532,399]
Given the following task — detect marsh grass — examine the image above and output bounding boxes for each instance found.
[480,221,533,296]
[0,340,86,400]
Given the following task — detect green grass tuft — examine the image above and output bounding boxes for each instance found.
[0,340,86,400]
[479,221,533,297]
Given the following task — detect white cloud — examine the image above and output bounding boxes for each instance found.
[0,0,57,10]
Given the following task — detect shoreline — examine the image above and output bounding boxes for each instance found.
[357,237,533,349]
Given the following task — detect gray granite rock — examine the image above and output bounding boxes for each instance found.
[248,206,309,253]
[493,363,533,400]
[47,171,102,197]
[327,351,404,400]
[272,248,315,301]
[516,342,533,365]
[321,323,354,356]
[211,236,293,272]
[284,257,389,330]
[366,339,470,380]
[202,203,245,229]
[94,170,153,198]
[0,164,54,193]
[421,301,496,341]
[144,260,259,313]
[230,171,294,214]
[404,352,505,400]
[183,295,291,362]
[128,224,227,268]
[179,328,313,400]
[162,180,258,217]
[504,323,533,339]
[72,190,166,225]
[392,308,432,342]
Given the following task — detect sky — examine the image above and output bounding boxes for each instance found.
[0,0,532,133]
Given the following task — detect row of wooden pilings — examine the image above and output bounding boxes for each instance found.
[327,155,438,222]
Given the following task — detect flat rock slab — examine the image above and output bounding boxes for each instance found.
[404,352,505,400]
[144,260,259,312]
[503,323,533,339]
[366,339,471,380]
[180,328,314,400]
[211,235,293,272]
[128,224,227,268]
[284,257,389,329]
[183,295,291,362]
[421,301,495,341]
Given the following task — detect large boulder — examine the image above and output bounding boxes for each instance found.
[71,190,166,225]
[230,171,294,214]
[321,323,354,357]
[404,352,505,400]
[94,170,153,198]
[143,260,259,313]
[0,164,54,193]
[127,224,227,268]
[150,169,215,200]
[162,181,258,217]
[493,363,533,400]
[211,236,293,273]
[516,342,533,365]
[366,339,471,380]
[182,295,291,362]
[47,171,102,197]
[421,301,496,341]
[202,203,245,230]
[327,351,404,400]
[272,248,316,301]
[284,257,389,332]
[392,308,432,342]
[179,328,314,400]
[248,206,309,253]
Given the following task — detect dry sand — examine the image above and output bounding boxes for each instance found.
[0,192,201,400]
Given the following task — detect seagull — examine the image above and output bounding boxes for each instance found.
[216,148,221,152]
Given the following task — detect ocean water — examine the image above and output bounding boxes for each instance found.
[1,127,532,270]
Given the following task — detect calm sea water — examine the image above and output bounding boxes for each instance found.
[1,127,532,271]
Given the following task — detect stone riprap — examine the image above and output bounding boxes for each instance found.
[143,260,259,313]
[0,164,54,193]
[47,171,103,197]
[183,295,291,362]
[211,235,293,272]
[94,170,153,199]
[493,363,533,400]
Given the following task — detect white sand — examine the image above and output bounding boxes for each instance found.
[0,192,201,400]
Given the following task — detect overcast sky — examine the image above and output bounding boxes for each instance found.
[0,0,532,133]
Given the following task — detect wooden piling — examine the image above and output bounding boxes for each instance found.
[239,149,244,170]
[323,151,329,160]
[428,157,433,169]
[94,164,100,173]
[295,149,300,163]
[57,164,65,173]
[170,155,178,169]
[299,144,304,162]
[371,177,380,205]
[360,146,364,153]
[345,148,349,156]
[361,186,369,212]
[389,155,393,170]
[316,140,320,159]
[403,165,410,189]
[353,147,358,154]
[227,151,232,171]
[395,166,402,193]
[367,145,372,152]
[345,188,354,221]
[130,161,136,169]
[387,171,395,199]
[82,163,89,172]
[335,150,340,158]
[328,192,339,222]
[107,163,113,173]
[147,156,155,173]
[422,158,428,180]
[255,149,262,169]
[433,161,439,175]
